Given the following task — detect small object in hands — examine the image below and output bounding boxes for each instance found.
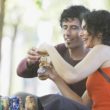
[25,95,38,110]
[37,51,51,80]
[37,66,49,80]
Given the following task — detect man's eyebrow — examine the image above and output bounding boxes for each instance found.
[70,25,77,26]
[71,25,81,29]
[62,24,80,28]
[71,25,80,27]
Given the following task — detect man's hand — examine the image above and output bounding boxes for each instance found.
[27,47,41,66]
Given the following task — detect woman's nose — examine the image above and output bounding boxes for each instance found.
[79,29,83,37]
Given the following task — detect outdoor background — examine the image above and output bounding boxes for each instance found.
[0,0,110,96]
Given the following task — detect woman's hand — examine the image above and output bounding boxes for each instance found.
[43,67,63,82]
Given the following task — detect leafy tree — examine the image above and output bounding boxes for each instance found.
[34,0,42,9]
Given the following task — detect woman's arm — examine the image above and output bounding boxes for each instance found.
[38,44,109,84]
[82,91,92,108]
[47,68,91,106]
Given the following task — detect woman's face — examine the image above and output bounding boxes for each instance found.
[79,20,101,48]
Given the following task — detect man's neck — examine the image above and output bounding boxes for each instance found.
[68,46,89,61]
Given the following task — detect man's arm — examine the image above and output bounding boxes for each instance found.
[17,44,65,78]
[17,58,39,78]
[17,47,41,78]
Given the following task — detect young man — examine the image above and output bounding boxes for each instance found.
[16,5,90,109]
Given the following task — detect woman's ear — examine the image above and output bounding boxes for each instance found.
[97,32,102,38]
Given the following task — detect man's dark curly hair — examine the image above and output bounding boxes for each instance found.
[83,10,110,45]
[60,5,90,27]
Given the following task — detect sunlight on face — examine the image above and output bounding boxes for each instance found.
[80,20,94,48]
[62,18,83,49]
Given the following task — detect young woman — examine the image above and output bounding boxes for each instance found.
[38,10,110,110]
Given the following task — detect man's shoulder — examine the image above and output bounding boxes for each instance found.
[54,43,68,56]
[55,43,67,51]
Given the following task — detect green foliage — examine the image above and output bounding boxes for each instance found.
[34,0,42,9]
[105,0,110,10]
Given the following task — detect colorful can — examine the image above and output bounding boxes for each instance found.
[0,96,3,110]
[1,96,9,110]
[9,96,20,110]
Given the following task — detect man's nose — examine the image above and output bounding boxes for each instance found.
[65,28,71,35]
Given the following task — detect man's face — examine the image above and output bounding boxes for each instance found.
[62,18,84,49]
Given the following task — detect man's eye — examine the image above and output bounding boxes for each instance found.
[71,26,80,30]
[62,26,67,30]
[72,27,77,29]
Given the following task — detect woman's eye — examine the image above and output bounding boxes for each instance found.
[82,25,87,30]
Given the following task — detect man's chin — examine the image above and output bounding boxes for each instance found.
[65,43,69,47]
[65,43,72,49]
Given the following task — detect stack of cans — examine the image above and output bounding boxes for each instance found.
[0,96,24,110]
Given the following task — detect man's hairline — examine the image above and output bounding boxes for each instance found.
[60,17,82,27]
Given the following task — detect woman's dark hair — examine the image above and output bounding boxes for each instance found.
[83,10,110,45]
[60,5,89,27]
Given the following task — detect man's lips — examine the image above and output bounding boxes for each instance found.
[65,38,73,42]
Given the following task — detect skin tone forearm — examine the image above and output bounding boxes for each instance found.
[38,44,109,84]
[53,76,83,104]
[37,53,92,107]
[46,68,89,105]
[55,79,92,107]
[38,44,78,84]
[55,77,92,107]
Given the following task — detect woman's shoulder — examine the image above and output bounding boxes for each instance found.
[92,44,110,53]
[91,44,110,62]
[85,44,110,63]
[93,44,110,49]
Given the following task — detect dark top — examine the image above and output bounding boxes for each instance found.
[17,43,86,96]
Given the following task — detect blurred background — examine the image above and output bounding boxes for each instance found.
[0,0,110,96]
